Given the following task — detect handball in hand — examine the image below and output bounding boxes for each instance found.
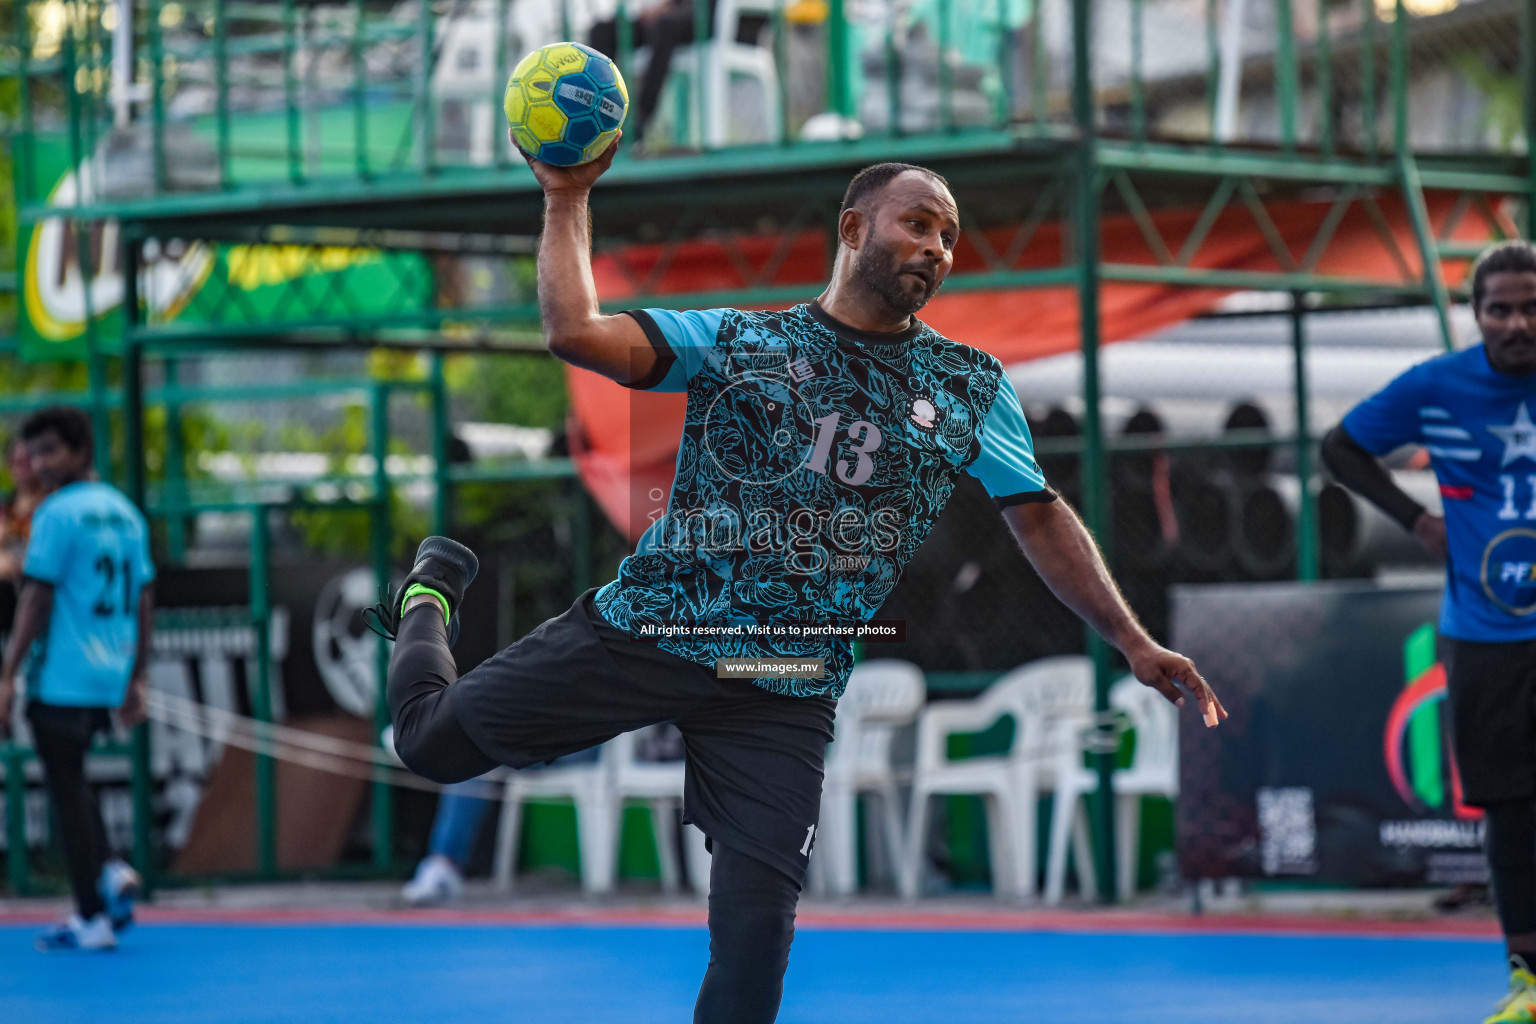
[505,42,628,166]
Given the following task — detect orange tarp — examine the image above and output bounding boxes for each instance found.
[568,190,1507,541]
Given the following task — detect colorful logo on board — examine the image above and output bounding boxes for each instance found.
[1382,623,1481,821]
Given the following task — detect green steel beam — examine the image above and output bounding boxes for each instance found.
[1526,0,1536,240]
[19,129,1072,227]
[1098,143,1527,192]
[1392,0,1409,156]
[369,384,393,873]
[1398,154,1457,351]
[1102,263,1429,295]
[1316,0,1332,158]
[1071,0,1117,908]
[1275,0,1297,152]
[1291,293,1318,581]
[249,505,277,878]
[121,236,154,892]
[430,352,449,534]
[827,0,854,119]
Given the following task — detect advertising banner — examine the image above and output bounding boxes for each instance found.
[1174,580,1486,887]
[18,111,430,363]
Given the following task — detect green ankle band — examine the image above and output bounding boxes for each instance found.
[401,584,450,626]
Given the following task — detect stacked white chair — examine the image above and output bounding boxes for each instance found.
[812,659,926,897]
[493,743,616,893]
[604,726,710,895]
[1043,675,1180,905]
[899,656,1093,901]
[492,726,710,895]
[667,0,783,148]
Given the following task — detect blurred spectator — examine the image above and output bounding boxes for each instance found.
[0,436,47,582]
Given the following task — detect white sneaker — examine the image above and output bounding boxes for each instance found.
[99,859,142,932]
[401,855,464,906]
[35,912,118,952]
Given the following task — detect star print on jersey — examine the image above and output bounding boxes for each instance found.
[1489,403,1536,467]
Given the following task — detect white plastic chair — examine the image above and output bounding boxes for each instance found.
[493,744,615,894]
[604,726,710,895]
[665,0,782,147]
[1043,675,1180,905]
[811,659,925,897]
[899,656,1093,901]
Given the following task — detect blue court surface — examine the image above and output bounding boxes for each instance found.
[0,918,1502,1024]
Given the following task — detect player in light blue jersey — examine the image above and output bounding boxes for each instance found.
[371,138,1227,1023]
[0,407,154,952]
[1323,242,1536,1024]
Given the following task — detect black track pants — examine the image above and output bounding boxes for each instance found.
[1486,799,1536,938]
[27,703,111,920]
[694,842,800,1024]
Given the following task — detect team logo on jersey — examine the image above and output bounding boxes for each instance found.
[786,356,816,383]
[1488,403,1536,467]
[909,395,939,431]
[1481,528,1536,615]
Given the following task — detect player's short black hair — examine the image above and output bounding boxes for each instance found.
[19,406,94,460]
[840,162,951,219]
[1471,241,1536,312]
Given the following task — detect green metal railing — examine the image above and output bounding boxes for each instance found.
[3,0,1532,905]
[0,366,591,892]
[8,0,1519,216]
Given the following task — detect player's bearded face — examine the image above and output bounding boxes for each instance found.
[853,230,940,316]
[1479,271,1536,376]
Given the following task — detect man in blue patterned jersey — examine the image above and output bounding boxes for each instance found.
[1323,242,1536,1024]
[375,135,1226,1023]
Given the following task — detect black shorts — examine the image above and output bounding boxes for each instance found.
[1443,636,1536,806]
[447,589,837,884]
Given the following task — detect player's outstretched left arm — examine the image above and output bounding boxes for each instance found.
[1002,499,1228,727]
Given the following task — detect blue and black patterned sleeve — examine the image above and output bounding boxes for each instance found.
[966,370,1054,509]
[620,308,729,392]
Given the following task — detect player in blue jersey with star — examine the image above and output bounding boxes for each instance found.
[369,135,1226,1023]
[0,407,153,952]
[1323,241,1536,1024]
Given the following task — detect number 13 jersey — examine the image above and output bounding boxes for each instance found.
[592,300,1054,698]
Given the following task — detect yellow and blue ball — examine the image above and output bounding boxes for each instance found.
[504,42,628,167]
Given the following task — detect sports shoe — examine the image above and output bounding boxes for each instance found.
[1487,964,1536,1024]
[400,854,464,906]
[364,536,479,646]
[35,913,118,952]
[98,859,142,933]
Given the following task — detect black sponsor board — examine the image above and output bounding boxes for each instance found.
[1173,580,1486,887]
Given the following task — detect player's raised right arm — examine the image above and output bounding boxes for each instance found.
[519,132,656,386]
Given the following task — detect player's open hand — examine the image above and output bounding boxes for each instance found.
[1126,642,1228,728]
[118,675,149,728]
[515,129,621,197]
[1412,511,1447,559]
